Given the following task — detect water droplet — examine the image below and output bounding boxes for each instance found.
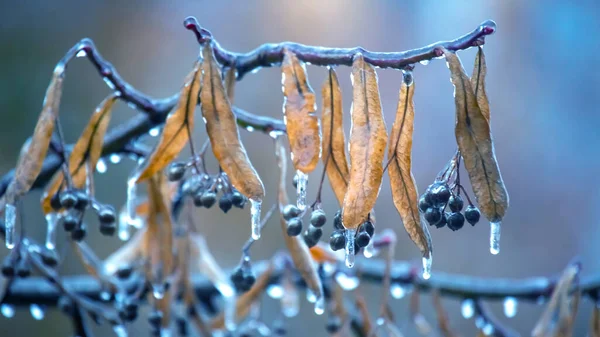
[269,130,285,139]
[1,304,15,318]
[503,297,518,318]
[314,296,325,315]
[245,125,255,132]
[29,304,45,320]
[344,229,356,268]
[76,50,87,58]
[160,328,172,337]
[113,325,128,337]
[109,154,122,164]
[4,203,16,249]
[390,284,407,299]
[490,221,501,255]
[461,299,475,319]
[251,67,261,75]
[419,59,430,66]
[335,272,360,291]
[125,177,142,228]
[295,170,308,211]
[306,289,317,303]
[44,213,59,250]
[363,241,379,258]
[422,255,432,280]
[152,284,165,299]
[482,323,494,335]
[100,290,111,301]
[376,317,385,326]
[96,159,107,173]
[267,284,284,299]
[202,117,208,124]
[250,199,262,240]
[322,262,336,276]
[149,127,160,137]
[402,69,414,86]
[103,77,116,90]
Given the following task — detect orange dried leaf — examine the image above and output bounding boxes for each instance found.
[342,54,388,229]
[388,76,432,261]
[309,242,343,264]
[281,49,321,173]
[135,59,202,183]
[445,51,508,223]
[201,44,265,201]
[321,67,350,206]
[471,46,490,123]
[225,66,236,103]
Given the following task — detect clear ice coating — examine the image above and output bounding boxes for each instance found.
[482,323,495,335]
[109,154,122,164]
[76,50,87,58]
[29,304,45,320]
[149,127,160,137]
[44,213,59,250]
[103,77,116,90]
[125,177,142,228]
[390,284,407,299]
[96,158,107,173]
[335,272,360,291]
[344,229,356,268]
[250,198,262,240]
[113,325,128,337]
[4,203,16,249]
[363,241,380,258]
[215,282,236,331]
[461,299,475,319]
[306,289,317,303]
[294,170,308,211]
[118,209,131,241]
[422,255,432,280]
[503,297,518,318]
[152,284,165,300]
[267,284,284,299]
[1,304,15,318]
[490,221,501,255]
[314,296,325,315]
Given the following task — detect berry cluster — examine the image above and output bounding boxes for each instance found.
[418,182,481,231]
[329,211,374,253]
[230,262,256,292]
[281,204,326,249]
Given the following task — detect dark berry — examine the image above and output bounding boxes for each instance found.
[200,191,217,208]
[242,271,256,291]
[71,225,86,241]
[50,193,62,211]
[41,248,59,267]
[465,205,481,226]
[183,176,204,196]
[333,210,343,230]
[231,191,246,208]
[148,310,163,328]
[73,191,90,210]
[286,218,303,236]
[219,194,233,213]
[283,204,301,221]
[1,257,14,277]
[435,212,448,229]
[176,318,188,336]
[447,212,465,231]
[424,207,442,225]
[116,265,133,279]
[448,194,464,212]
[100,221,116,236]
[63,214,79,232]
[418,195,431,213]
[98,205,117,224]
[361,221,375,237]
[329,230,345,251]
[16,259,31,278]
[230,267,245,286]
[325,315,342,333]
[167,162,186,181]
[303,227,323,248]
[356,231,371,248]
[59,191,77,209]
[310,209,327,228]
[429,183,451,207]
[119,299,138,321]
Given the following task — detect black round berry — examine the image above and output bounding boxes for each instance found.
[303,227,323,248]
[329,230,345,251]
[231,191,246,208]
[41,248,59,267]
[418,195,431,213]
[230,267,245,286]
[148,310,163,328]
[100,221,116,236]
[325,315,342,333]
[242,271,256,291]
[73,191,90,210]
[310,209,327,228]
[356,231,370,248]
[361,221,375,237]
[98,205,117,224]
[71,225,86,241]
[435,212,448,229]
[333,210,343,230]
[63,214,79,232]
[429,183,451,207]
[50,192,62,211]
[448,194,464,212]
[116,265,133,279]
[16,259,31,278]
[219,194,233,213]
[424,207,442,225]
[447,212,465,231]
[200,191,217,208]
[167,162,186,181]
[286,218,303,236]
[464,205,481,226]
[283,204,301,221]
[1,257,14,277]
[59,191,77,209]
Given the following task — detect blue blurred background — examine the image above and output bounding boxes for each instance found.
[1,1,599,336]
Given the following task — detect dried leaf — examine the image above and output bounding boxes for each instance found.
[201,43,265,201]
[471,46,490,123]
[275,136,324,305]
[432,290,458,337]
[135,59,202,183]
[4,70,64,204]
[321,67,350,206]
[355,293,373,336]
[189,233,232,295]
[225,66,236,102]
[309,241,343,264]
[41,94,117,214]
[387,75,432,261]
[281,49,321,173]
[342,54,388,229]
[591,305,600,337]
[410,289,432,336]
[445,51,508,223]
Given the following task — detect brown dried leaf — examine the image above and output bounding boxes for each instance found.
[355,293,373,336]
[281,49,321,173]
[445,51,508,223]
[275,136,324,304]
[201,44,265,201]
[189,233,232,295]
[387,76,432,261]
[321,67,350,206]
[471,46,490,123]
[591,305,600,337]
[135,59,202,183]
[41,94,117,214]
[342,54,388,229]
[432,290,459,337]
[4,70,64,204]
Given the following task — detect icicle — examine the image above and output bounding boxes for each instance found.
[461,299,475,319]
[314,296,325,315]
[1,304,15,318]
[267,284,284,299]
[250,198,262,240]
[335,272,360,291]
[125,177,142,228]
[44,213,59,250]
[29,304,45,320]
[294,170,308,211]
[113,325,128,337]
[390,283,407,299]
[152,284,165,300]
[363,240,380,258]
[215,282,236,332]
[4,203,16,249]
[422,254,432,280]
[344,229,356,268]
[306,289,317,303]
[490,221,501,255]
[503,297,518,318]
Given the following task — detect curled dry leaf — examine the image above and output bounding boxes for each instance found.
[201,43,265,201]
[387,75,432,262]
[135,59,202,183]
[309,241,343,264]
[4,69,64,204]
[321,67,350,206]
[445,51,508,223]
[342,54,388,229]
[471,46,490,123]
[41,94,118,214]
[281,49,321,173]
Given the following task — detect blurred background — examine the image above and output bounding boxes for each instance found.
[1,0,599,336]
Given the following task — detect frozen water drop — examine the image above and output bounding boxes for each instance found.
[314,296,325,315]
[125,177,142,228]
[76,50,87,58]
[461,299,475,319]
[113,325,128,337]
[503,297,518,318]
[103,77,116,90]
[202,117,207,124]
[250,199,262,240]
[269,130,285,139]
[96,159,107,173]
[245,126,255,132]
[335,272,360,291]
[294,170,308,211]
[363,241,379,258]
[149,127,160,137]
[267,284,284,299]
[29,304,45,320]
[306,289,317,303]
[376,317,385,326]
[109,154,122,164]
[344,229,356,268]
[4,203,16,249]
[1,304,15,318]
[322,262,336,276]
[390,284,407,299]
[482,323,494,335]
[419,59,430,66]
[422,255,432,280]
[152,284,165,300]
[475,316,485,329]
[100,290,111,301]
[490,221,501,255]
[44,213,59,250]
